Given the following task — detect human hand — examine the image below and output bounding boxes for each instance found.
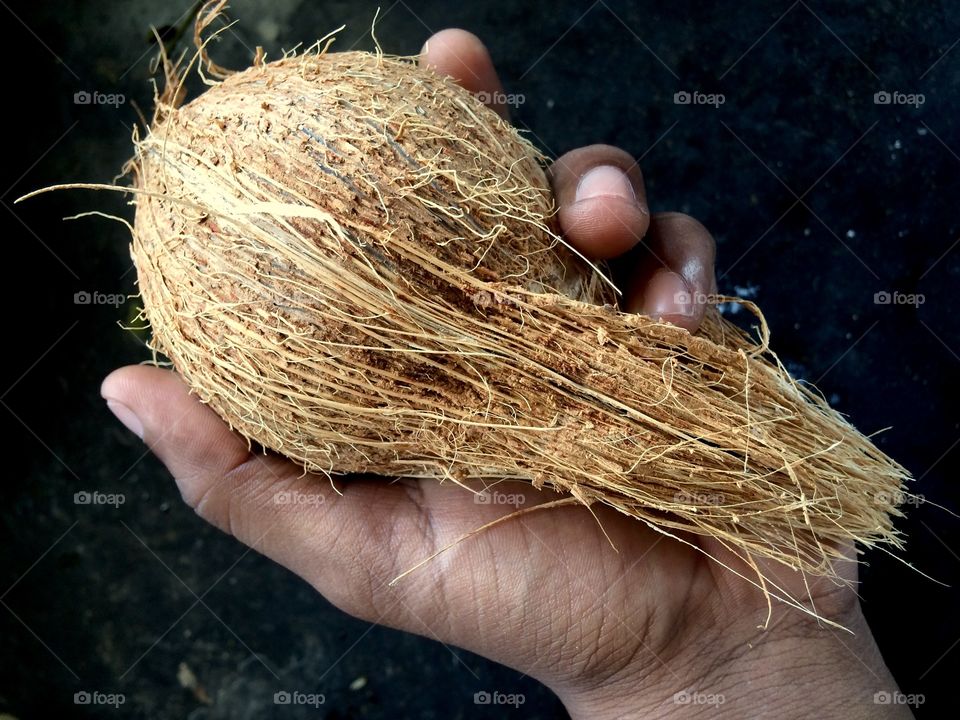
[101,29,911,719]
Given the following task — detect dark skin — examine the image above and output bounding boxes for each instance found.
[102,29,912,719]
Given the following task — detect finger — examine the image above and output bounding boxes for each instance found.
[100,365,315,555]
[419,29,509,119]
[549,145,650,260]
[101,366,425,607]
[101,365,250,480]
[623,212,717,332]
[99,366,539,624]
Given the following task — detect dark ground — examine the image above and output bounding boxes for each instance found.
[1,0,958,717]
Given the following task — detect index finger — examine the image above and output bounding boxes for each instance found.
[419,29,510,120]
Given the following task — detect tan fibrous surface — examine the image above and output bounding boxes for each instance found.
[131,48,909,600]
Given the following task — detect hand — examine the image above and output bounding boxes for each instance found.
[101,29,911,719]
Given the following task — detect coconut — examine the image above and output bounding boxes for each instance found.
[26,31,911,616]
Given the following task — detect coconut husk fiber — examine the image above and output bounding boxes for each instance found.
[31,17,913,618]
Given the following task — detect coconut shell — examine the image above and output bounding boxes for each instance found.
[129,49,909,605]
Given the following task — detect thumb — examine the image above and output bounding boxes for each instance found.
[101,365,251,489]
[100,365,441,620]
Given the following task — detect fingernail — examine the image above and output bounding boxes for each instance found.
[575,165,636,204]
[106,399,144,440]
[640,270,697,321]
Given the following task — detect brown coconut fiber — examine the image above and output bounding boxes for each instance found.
[25,13,916,623]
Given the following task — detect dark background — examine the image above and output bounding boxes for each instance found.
[1,0,958,717]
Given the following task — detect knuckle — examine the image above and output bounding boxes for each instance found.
[186,454,273,539]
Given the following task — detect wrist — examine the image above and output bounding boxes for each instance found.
[554,605,913,720]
